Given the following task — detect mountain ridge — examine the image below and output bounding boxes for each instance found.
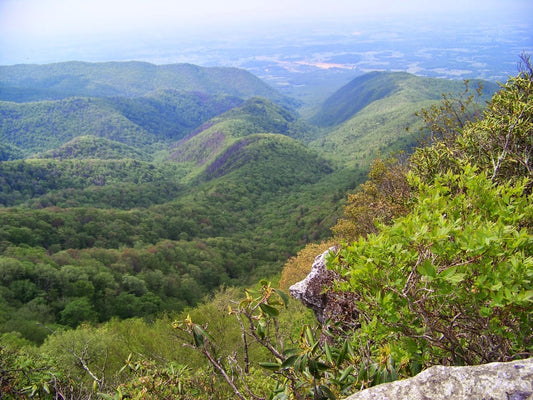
[0,61,290,104]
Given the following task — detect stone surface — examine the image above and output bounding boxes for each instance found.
[289,248,359,332]
[344,358,533,400]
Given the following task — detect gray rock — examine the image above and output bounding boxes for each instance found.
[289,248,359,333]
[344,358,533,400]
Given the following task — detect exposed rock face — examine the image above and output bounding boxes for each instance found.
[289,248,358,331]
[345,358,533,400]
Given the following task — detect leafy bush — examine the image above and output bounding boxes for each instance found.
[330,166,532,367]
[411,68,532,186]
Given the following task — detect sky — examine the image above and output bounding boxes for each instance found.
[2,0,531,36]
[0,0,532,65]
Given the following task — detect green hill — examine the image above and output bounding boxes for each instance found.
[0,91,243,158]
[0,97,160,157]
[37,135,149,161]
[203,133,333,186]
[310,71,499,128]
[310,71,408,127]
[169,97,314,170]
[0,61,289,104]
[309,72,498,167]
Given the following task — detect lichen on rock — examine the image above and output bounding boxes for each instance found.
[289,248,359,334]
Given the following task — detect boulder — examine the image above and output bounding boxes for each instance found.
[344,357,533,400]
[289,248,359,332]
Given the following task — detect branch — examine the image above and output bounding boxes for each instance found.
[491,109,524,181]
[70,343,102,386]
[200,343,248,400]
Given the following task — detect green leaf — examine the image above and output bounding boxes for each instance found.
[338,365,355,383]
[317,385,336,400]
[445,272,465,284]
[417,259,436,278]
[274,288,290,308]
[516,290,533,302]
[192,325,213,347]
[324,342,333,364]
[336,340,349,365]
[480,307,492,317]
[281,354,299,369]
[258,361,281,371]
[257,319,266,339]
[305,325,316,347]
[259,303,280,317]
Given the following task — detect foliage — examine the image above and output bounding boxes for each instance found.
[174,282,345,399]
[109,359,230,400]
[411,70,533,186]
[0,334,83,400]
[330,167,533,367]
[413,79,485,144]
[332,156,411,242]
[317,67,533,377]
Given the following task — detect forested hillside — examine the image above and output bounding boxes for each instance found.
[0,91,243,158]
[1,60,528,399]
[0,62,351,347]
[309,72,499,167]
[0,61,288,102]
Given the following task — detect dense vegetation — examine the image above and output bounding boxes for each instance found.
[0,59,530,399]
[0,61,287,102]
[0,92,244,158]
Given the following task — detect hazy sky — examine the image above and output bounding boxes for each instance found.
[2,0,531,37]
[1,0,532,65]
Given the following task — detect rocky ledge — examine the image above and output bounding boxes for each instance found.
[345,357,533,400]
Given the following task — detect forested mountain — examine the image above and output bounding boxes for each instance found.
[169,97,315,171]
[0,91,243,158]
[3,60,526,400]
[0,65,498,341]
[309,72,499,167]
[0,61,288,103]
[310,71,498,127]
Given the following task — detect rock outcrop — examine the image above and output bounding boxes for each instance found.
[289,248,359,332]
[345,357,533,400]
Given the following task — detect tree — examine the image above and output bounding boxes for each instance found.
[332,156,411,242]
[411,59,532,188]
[60,298,98,327]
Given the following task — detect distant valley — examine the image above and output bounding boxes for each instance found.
[0,60,499,344]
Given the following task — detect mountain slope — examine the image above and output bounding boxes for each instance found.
[310,71,498,128]
[203,133,333,186]
[0,91,243,158]
[310,71,407,127]
[0,61,289,104]
[309,72,499,167]
[37,135,149,161]
[169,97,313,170]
